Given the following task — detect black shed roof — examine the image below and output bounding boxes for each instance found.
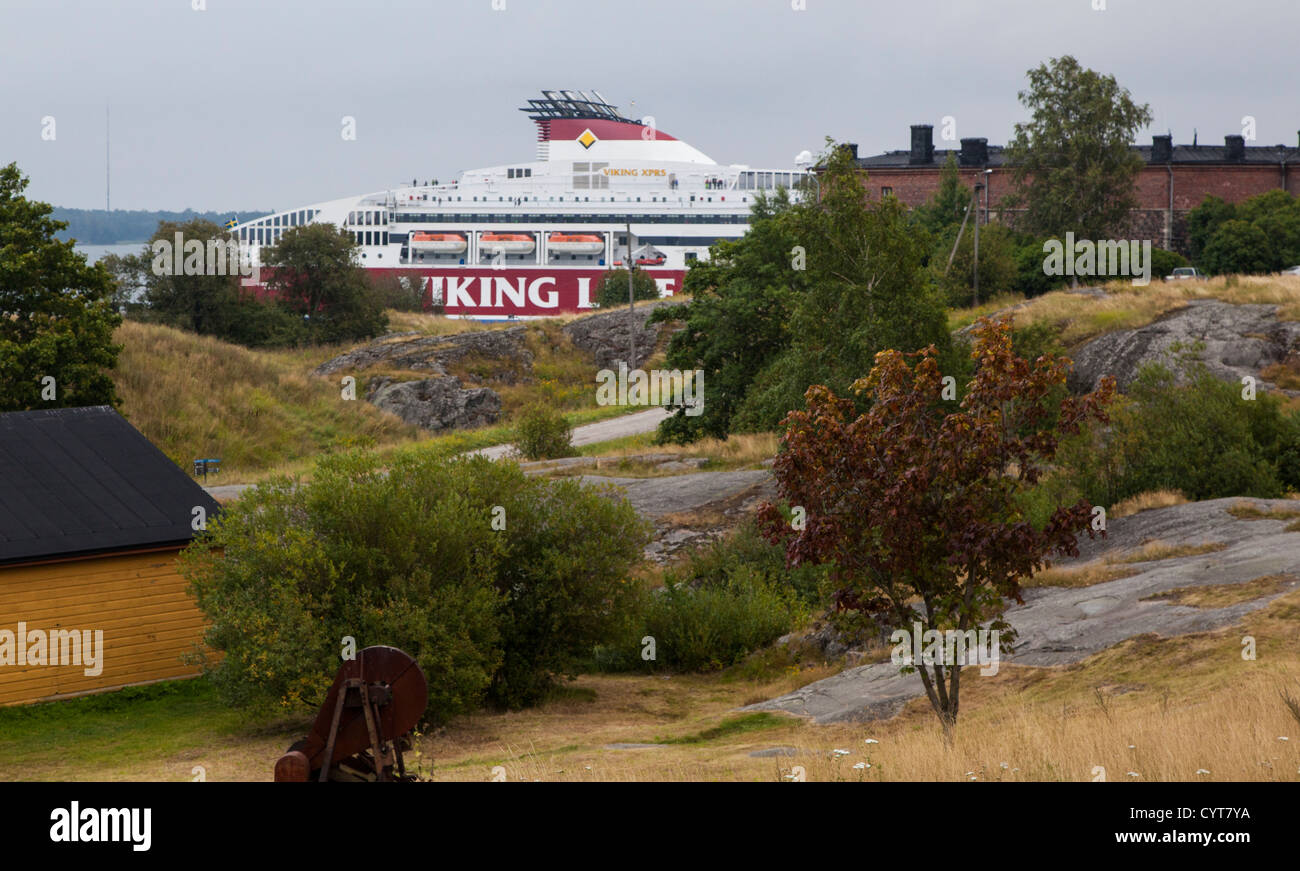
[0,406,220,566]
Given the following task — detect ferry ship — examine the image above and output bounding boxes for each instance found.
[232,90,811,319]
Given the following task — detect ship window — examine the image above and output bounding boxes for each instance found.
[525,168,532,177]
[508,169,514,179]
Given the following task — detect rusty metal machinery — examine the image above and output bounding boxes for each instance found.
[274,646,428,782]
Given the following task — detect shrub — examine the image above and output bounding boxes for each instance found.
[1047,360,1294,512]
[1148,247,1189,280]
[1010,234,1067,297]
[1201,219,1274,276]
[595,268,660,308]
[1186,195,1236,263]
[936,222,1019,308]
[640,574,803,672]
[593,521,812,672]
[514,404,573,460]
[181,450,647,722]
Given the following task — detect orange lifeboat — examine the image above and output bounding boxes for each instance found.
[479,233,536,255]
[547,233,604,255]
[409,232,466,254]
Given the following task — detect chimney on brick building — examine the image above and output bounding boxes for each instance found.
[1152,134,1173,163]
[909,125,934,165]
[840,142,859,161]
[958,137,988,167]
[1224,134,1245,161]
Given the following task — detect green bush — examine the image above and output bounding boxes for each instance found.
[936,222,1019,308]
[593,521,812,672]
[514,404,573,460]
[1188,190,1300,274]
[1201,219,1274,276]
[181,450,648,722]
[1041,360,1296,515]
[640,574,803,672]
[595,268,660,308]
[1186,195,1236,263]
[1010,234,1068,298]
[1148,247,1189,280]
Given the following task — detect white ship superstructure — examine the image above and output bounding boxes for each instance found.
[233,90,808,318]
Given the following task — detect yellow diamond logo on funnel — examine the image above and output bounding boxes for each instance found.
[577,128,598,149]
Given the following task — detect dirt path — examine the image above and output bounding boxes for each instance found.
[469,407,670,460]
[205,407,672,501]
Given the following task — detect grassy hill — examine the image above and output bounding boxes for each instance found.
[113,320,423,481]
[112,308,672,483]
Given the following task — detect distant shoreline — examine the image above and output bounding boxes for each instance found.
[52,207,269,246]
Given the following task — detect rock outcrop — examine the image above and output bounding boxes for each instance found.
[366,376,502,431]
[745,497,1300,724]
[561,299,687,371]
[1068,300,1300,392]
[314,326,533,382]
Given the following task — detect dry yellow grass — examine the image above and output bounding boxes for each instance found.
[1227,501,1300,521]
[113,320,422,481]
[1145,574,1300,609]
[1025,540,1225,588]
[1110,489,1188,518]
[410,590,1300,782]
[949,274,1300,348]
[12,588,1300,782]
[591,432,779,466]
[1111,540,1228,564]
[1024,562,1138,589]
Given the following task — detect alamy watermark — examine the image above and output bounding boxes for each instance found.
[151,232,256,280]
[0,622,104,676]
[595,363,704,416]
[1042,233,1151,286]
[890,622,1001,676]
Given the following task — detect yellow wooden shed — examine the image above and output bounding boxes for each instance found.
[0,406,220,706]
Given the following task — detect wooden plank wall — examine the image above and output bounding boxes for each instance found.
[0,549,206,706]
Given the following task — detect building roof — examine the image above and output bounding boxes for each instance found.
[0,406,220,566]
[855,146,1010,169]
[853,141,1300,170]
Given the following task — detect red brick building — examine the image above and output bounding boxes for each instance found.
[847,126,1300,254]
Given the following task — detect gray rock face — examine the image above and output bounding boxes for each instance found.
[744,497,1300,724]
[366,376,502,432]
[1068,300,1300,392]
[561,299,687,371]
[315,326,533,382]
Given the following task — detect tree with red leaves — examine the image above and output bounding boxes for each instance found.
[759,317,1115,738]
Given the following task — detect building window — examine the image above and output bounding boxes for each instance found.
[881,186,893,197]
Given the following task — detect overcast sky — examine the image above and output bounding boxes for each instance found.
[4,0,1297,213]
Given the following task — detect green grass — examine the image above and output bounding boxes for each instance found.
[650,712,784,745]
[0,679,301,781]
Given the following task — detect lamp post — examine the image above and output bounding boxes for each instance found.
[973,182,984,307]
[983,168,993,225]
[626,220,635,369]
